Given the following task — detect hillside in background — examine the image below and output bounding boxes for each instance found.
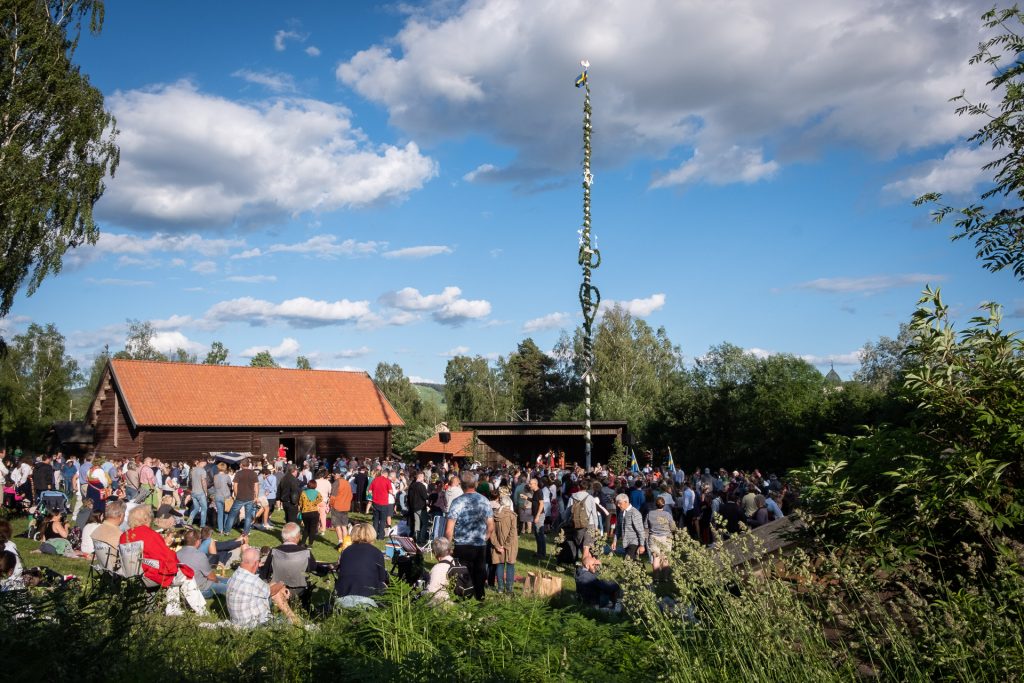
[413,383,446,412]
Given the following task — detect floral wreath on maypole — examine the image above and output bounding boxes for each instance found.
[576,59,600,469]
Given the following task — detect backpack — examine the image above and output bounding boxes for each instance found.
[571,498,590,529]
[438,559,474,598]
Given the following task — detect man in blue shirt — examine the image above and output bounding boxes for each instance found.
[445,471,495,600]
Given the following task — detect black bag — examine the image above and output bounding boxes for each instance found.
[391,553,426,587]
[556,538,577,565]
[438,559,474,598]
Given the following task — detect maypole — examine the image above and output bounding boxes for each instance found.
[576,59,600,470]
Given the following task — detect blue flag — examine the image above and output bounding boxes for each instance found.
[667,446,676,473]
[575,70,588,88]
[630,449,640,473]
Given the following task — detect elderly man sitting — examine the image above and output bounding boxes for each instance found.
[90,499,126,572]
[423,536,455,604]
[226,547,299,627]
[258,522,322,610]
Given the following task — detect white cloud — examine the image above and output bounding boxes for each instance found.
[800,350,863,366]
[380,286,491,325]
[86,277,155,287]
[745,347,774,360]
[337,0,993,189]
[204,296,373,327]
[242,337,301,359]
[150,314,196,331]
[231,235,383,260]
[67,232,245,268]
[884,144,1001,198]
[151,331,205,355]
[797,274,945,294]
[408,375,439,384]
[225,274,277,283]
[335,346,371,358]
[305,46,321,57]
[651,145,779,188]
[523,311,573,333]
[601,293,666,318]
[232,69,296,93]
[382,245,453,259]
[191,260,217,274]
[99,81,438,228]
[440,345,470,357]
[274,29,303,51]
[463,163,498,182]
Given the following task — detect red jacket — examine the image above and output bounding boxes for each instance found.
[120,525,193,587]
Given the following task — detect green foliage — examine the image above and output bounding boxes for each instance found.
[797,288,1024,580]
[295,355,311,370]
[852,322,914,392]
[0,0,119,332]
[914,6,1024,281]
[249,351,277,368]
[375,362,443,457]
[500,337,561,420]
[167,348,197,364]
[444,355,512,423]
[0,322,81,449]
[202,341,229,365]
[113,319,166,362]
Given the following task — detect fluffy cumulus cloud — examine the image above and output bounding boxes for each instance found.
[797,274,945,295]
[379,286,491,325]
[99,81,438,228]
[151,331,205,355]
[523,311,573,332]
[242,337,301,359]
[204,296,373,327]
[381,245,453,259]
[600,293,666,318]
[230,235,382,260]
[337,0,993,189]
[884,145,1002,198]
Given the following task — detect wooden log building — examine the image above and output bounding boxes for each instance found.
[87,359,404,462]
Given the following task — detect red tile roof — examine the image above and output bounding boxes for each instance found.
[412,430,473,457]
[108,359,403,428]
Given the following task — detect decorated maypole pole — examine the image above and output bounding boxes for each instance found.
[576,60,600,470]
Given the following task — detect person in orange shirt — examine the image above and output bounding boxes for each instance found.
[329,472,353,548]
[558,451,566,469]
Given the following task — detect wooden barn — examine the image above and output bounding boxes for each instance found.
[87,359,404,462]
[411,430,474,464]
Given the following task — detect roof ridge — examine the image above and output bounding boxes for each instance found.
[110,358,369,375]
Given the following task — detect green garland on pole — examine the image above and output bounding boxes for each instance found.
[575,60,600,470]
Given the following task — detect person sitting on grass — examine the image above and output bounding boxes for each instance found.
[259,522,320,610]
[120,505,207,616]
[177,528,229,599]
[227,546,299,627]
[575,553,622,610]
[334,522,388,608]
[0,520,23,581]
[424,536,455,604]
[198,526,248,568]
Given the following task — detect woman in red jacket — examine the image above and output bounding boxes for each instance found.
[120,505,207,615]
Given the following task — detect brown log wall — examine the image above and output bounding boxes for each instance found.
[90,380,144,460]
[121,428,391,463]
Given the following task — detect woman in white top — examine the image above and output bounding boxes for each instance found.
[79,511,104,558]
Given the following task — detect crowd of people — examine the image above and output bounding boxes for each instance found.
[0,445,796,626]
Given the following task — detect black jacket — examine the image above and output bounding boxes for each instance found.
[407,481,428,512]
[334,543,388,598]
[33,462,55,493]
[277,473,302,506]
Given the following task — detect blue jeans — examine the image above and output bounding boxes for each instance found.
[189,492,208,527]
[201,580,229,599]
[496,562,515,592]
[534,522,546,558]
[226,500,255,535]
[215,498,227,533]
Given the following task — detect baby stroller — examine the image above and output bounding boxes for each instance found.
[28,491,69,540]
[387,534,427,588]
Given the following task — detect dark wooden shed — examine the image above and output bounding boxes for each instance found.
[87,359,404,462]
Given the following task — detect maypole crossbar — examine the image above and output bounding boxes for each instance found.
[576,59,600,470]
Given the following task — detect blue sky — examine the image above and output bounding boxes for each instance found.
[5,0,1022,383]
